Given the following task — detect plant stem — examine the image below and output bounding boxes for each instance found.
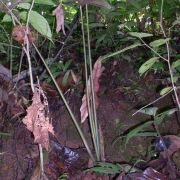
[85,5,100,161]
[33,43,95,162]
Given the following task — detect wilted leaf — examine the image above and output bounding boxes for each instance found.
[150,38,170,48]
[139,57,159,75]
[20,11,52,40]
[80,59,102,123]
[53,4,66,35]
[129,32,153,38]
[22,86,54,150]
[125,167,166,180]
[160,135,180,158]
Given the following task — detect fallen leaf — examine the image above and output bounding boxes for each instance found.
[124,167,166,180]
[53,4,66,35]
[80,58,102,123]
[22,86,54,150]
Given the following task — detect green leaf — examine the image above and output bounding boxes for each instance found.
[26,0,55,6]
[139,107,158,116]
[88,162,121,174]
[172,59,180,68]
[155,108,177,124]
[0,132,10,136]
[129,32,153,38]
[149,38,170,48]
[160,87,172,96]
[125,121,153,145]
[102,43,141,61]
[2,14,12,22]
[89,23,104,28]
[17,3,31,9]
[138,57,159,75]
[19,11,52,40]
[172,18,180,26]
[136,132,158,137]
[96,34,106,48]
[88,0,113,9]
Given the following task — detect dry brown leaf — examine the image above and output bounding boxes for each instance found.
[22,86,54,150]
[80,59,102,123]
[12,25,35,45]
[53,4,66,35]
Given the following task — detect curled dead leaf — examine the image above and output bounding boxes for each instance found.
[22,86,54,150]
[12,25,35,45]
[53,4,66,35]
[80,58,102,123]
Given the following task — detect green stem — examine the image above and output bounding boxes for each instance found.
[33,43,95,162]
[86,5,100,160]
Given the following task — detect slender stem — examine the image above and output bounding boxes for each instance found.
[10,37,13,74]
[159,0,180,110]
[133,88,173,116]
[86,5,100,160]
[33,43,95,162]
[80,6,94,131]
[140,39,168,62]
[25,0,46,175]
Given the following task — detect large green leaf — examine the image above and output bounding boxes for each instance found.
[19,11,52,40]
[149,38,170,48]
[26,0,55,6]
[139,57,159,75]
[129,32,153,38]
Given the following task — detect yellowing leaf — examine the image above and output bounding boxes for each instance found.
[160,87,172,96]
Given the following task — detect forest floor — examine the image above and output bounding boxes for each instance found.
[0,58,180,179]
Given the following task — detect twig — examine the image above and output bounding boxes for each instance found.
[132,88,173,116]
[140,39,168,62]
[159,0,180,110]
